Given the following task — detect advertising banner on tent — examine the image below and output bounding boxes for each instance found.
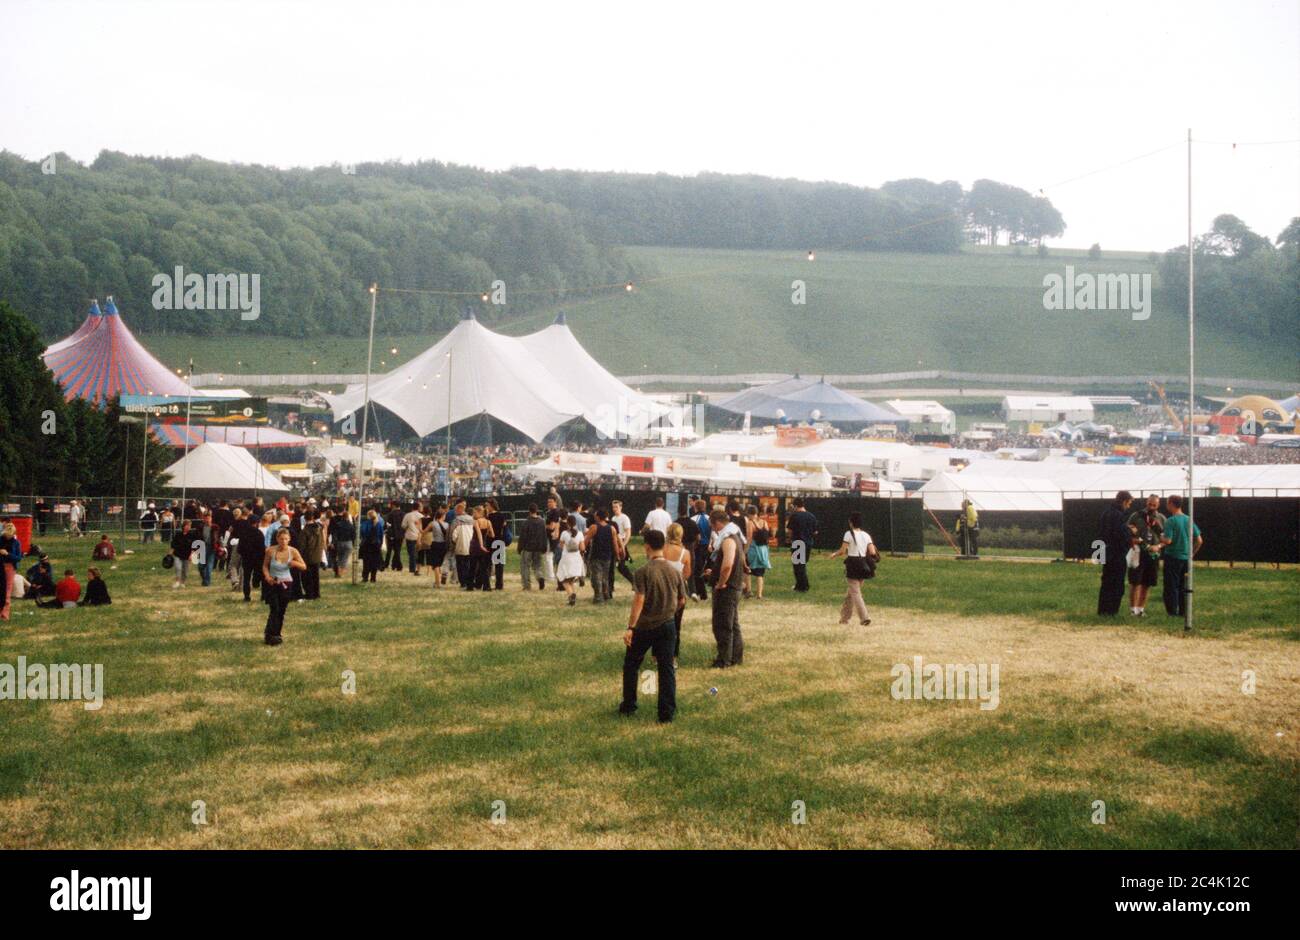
[122,394,268,424]
[621,455,655,474]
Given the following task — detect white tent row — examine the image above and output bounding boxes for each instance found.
[670,432,949,482]
[323,313,670,442]
[920,463,1300,512]
[161,442,288,493]
[1003,395,1095,423]
[524,450,838,492]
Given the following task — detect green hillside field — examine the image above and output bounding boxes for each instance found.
[131,246,1297,387]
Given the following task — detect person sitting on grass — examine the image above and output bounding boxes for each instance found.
[82,566,111,606]
[26,554,55,602]
[619,529,686,724]
[91,533,116,561]
[55,569,81,609]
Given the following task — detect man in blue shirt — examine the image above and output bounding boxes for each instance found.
[1159,494,1202,618]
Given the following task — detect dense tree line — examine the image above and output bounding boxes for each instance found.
[0,151,638,340]
[0,301,171,495]
[1157,214,1299,342]
[0,150,1065,338]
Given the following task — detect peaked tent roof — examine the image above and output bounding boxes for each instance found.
[714,375,906,425]
[43,297,196,404]
[150,424,311,449]
[322,312,586,442]
[515,313,670,435]
[161,442,288,492]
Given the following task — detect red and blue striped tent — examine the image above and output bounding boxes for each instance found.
[42,297,195,405]
[148,424,309,448]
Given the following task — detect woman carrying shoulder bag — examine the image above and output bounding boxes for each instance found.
[827,511,878,626]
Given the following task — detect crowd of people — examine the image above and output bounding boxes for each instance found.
[3,486,892,722]
[1095,491,1203,621]
[0,521,113,620]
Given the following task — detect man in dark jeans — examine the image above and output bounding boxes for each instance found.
[689,499,711,600]
[706,509,745,667]
[236,513,265,602]
[385,500,404,571]
[620,529,686,723]
[1096,491,1133,615]
[785,498,818,593]
[1159,494,1203,619]
[487,499,510,591]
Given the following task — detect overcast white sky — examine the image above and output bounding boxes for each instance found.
[2,0,1297,250]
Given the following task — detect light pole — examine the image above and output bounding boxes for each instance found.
[353,282,378,585]
[118,413,147,541]
[1185,128,1196,633]
[179,358,193,517]
[445,351,453,500]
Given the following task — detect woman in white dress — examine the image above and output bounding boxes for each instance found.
[827,512,877,626]
[555,519,586,606]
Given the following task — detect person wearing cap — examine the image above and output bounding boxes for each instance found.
[139,503,159,543]
[25,553,55,602]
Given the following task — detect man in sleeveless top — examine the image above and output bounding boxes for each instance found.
[705,509,745,668]
[585,509,620,603]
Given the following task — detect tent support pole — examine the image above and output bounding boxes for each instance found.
[354,283,377,586]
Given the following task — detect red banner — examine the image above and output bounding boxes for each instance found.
[621,455,655,474]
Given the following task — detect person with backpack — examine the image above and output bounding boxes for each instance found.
[298,510,325,599]
[401,502,425,575]
[450,503,476,589]
[690,498,711,601]
[329,510,355,578]
[359,509,385,583]
[828,512,878,626]
[139,503,159,543]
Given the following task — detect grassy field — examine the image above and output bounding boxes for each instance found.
[135,246,1299,386]
[1,534,1296,849]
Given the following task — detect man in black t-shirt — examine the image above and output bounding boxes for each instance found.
[385,501,405,571]
[785,498,818,593]
[545,495,565,591]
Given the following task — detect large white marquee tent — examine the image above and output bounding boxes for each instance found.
[323,313,667,443]
[161,442,288,493]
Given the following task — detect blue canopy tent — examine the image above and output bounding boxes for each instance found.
[711,375,908,429]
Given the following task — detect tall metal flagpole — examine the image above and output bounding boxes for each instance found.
[180,357,193,517]
[353,283,378,585]
[445,350,453,500]
[1185,128,1195,633]
[140,417,148,518]
[122,425,130,542]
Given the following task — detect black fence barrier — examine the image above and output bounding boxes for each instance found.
[492,488,925,554]
[1062,496,1300,564]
